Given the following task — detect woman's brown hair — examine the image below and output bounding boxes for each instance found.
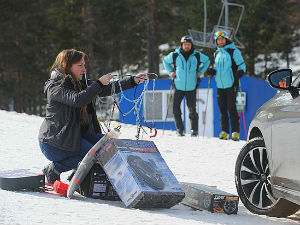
[50,49,89,124]
[50,49,85,77]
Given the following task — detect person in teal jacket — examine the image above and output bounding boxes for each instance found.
[206,31,246,141]
[163,36,210,136]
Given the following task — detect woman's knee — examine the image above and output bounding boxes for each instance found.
[39,141,71,162]
[82,131,104,145]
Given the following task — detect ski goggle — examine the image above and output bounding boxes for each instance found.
[214,31,227,40]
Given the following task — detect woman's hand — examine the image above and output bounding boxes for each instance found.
[134,73,147,84]
[99,73,112,85]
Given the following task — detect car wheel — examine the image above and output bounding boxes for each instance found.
[235,137,299,217]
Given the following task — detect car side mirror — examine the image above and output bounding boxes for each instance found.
[267,69,292,90]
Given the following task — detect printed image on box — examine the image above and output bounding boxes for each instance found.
[96,139,185,208]
[127,155,164,190]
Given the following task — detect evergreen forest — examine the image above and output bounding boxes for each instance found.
[0,0,299,115]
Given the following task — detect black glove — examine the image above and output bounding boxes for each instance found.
[206,68,216,77]
[196,78,201,88]
[236,70,244,78]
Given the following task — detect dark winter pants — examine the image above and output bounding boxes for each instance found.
[217,86,239,134]
[173,89,198,132]
[39,131,104,173]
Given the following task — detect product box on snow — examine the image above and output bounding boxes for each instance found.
[95,138,185,208]
[180,182,239,214]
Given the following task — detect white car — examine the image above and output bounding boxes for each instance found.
[235,69,300,217]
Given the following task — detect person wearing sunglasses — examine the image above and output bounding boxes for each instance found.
[206,31,246,141]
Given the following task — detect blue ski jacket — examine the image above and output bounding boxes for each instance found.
[163,47,210,91]
[214,42,246,89]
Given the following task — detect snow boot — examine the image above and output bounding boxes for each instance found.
[219,131,229,140]
[177,129,185,136]
[43,163,61,184]
[191,130,198,137]
[232,132,240,141]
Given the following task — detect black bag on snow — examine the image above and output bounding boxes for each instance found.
[78,163,120,201]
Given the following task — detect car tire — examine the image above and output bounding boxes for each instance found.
[235,137,299,217]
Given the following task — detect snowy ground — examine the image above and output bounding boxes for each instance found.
[0,110,299,225]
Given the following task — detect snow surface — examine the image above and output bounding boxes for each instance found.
[0,110,299,225]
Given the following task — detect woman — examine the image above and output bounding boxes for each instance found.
[206,31,246,141]
[38,49,146,183]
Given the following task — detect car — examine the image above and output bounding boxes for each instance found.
[235,68,300,217]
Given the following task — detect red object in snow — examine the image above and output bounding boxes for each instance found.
[53,180,69,196]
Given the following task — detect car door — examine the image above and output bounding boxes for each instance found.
[270,76,300,192]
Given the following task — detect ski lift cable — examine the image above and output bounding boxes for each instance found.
[219,0,245,37]
[203,0,207,44]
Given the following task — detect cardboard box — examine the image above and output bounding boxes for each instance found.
[180,182,239,214]
[96,138,185,208]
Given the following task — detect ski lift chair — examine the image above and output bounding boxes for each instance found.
[188,0,245,49]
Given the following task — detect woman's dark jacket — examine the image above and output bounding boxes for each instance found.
[38,69,136,152]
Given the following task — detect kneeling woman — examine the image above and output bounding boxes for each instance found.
[38,49,146,183]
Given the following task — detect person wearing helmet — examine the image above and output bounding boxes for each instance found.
[206,30,246,141]
[163,35,210,137]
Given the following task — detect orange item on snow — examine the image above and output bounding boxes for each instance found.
[53,180,69,196]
